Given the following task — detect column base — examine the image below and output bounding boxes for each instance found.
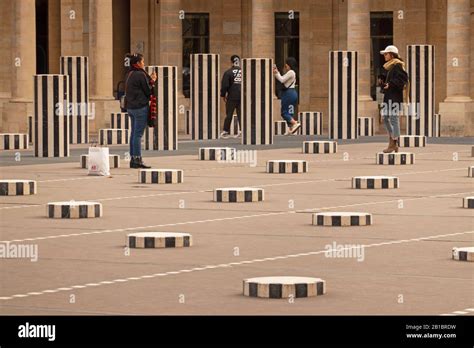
[358,99,381,134]
[438,100,474,136]
[89,98,121,136]
[1,100,33,133]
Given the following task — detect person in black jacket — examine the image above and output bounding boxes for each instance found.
[220,55,242,139]
[124,53,156,168]
[379,45,408,153]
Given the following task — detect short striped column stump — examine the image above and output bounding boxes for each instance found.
[452,247,474,262]
[99,129,129,145]
[274,121,288,135]
[126,232,192,249]
[312,212,372,227]
[47,201,102,219]
[243,276,326,299]
[463,197,474,209]
[139,169,183,184]
[398,135,426,147]
[376,152,415,165]
[198,147,236,161]
[0,180,37,196]
[302,141,337,154]
[214,187,264,203]
[0,133,29,150]
[357,117,374,137]
[266,160,308,174]
[352,176,399,189]
[110,112,130,129]
[80,154,120,169]
[468,166,474,177]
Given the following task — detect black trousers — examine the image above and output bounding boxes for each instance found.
[223,99,241,133]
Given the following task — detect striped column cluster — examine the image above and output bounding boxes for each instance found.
[302,141,337,154]
[0,180,37,196]
[377,152,415,165]
[274,121,288,135]
[298,112,323,136]
[432,114,441,137]
[99,129,128,145]
[242,58,273,145]
[28,115,34,144]
[127,232,192,249]
[329,51,358,140]
[357,117,374,137]
[110,113,130,130]
[145,66,179,150]
[47,201,102,219]
[60,56,89,144]
[407,45,435,136]
[352,176,399,189]
[243,277,326,299]
[0,134,28,150]
[398,135,426,147]
[80,154,120,169]
[266,160,308,174]
[190,54,220,140]
[312,212,372,227]
[138,169,183,184]
[214,187,264,203]
[34,74,70,157]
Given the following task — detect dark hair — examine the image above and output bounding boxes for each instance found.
[285,57,298,81]
[231,55,240,65]
[126,53,144,66]
[389,52,403,62]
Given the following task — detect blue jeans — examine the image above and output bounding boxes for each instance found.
[127,105,148,157]
[280,89,298,125]
[383,114,401,138]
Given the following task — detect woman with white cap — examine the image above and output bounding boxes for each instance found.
[379,45,409,153]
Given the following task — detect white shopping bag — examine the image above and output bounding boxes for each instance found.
[88,146,110,176]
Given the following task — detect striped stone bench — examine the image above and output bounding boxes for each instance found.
[243,276,326,299]
[266,160,308,174]
[99,129,129,145]
[312,212,372,226]
[376,152,415,165]
[139,169,183,184]
[0,180,37,196]
[0,133,28,150]
[302,141,337,154]
[47,201,102,219]
[126,232,192,249]
[214,187,264,203]
[80,154,120,169]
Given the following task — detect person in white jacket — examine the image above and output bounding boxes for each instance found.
[273,57,301,135]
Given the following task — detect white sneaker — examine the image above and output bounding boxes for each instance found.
[289,122,301,135]
[220,131,230,139]
[233,130,242,138]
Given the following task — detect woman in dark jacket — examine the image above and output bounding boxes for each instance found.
[379,45,408,153]
[124,53,156,168]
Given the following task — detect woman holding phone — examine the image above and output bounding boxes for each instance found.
[124,53,156,168]
[273,57,301,135]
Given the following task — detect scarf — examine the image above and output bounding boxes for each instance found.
[383,58,405,72]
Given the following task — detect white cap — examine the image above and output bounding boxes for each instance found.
[380,45,399,55]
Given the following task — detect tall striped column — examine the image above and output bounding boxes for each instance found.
[242,58,273,145]
[60,56,89,144]
[144,66,178,150]
[329,51,358,139]
[34,75,70,157]
[190,54,220,140]
[406,45,435,136]
[298,112,323,135]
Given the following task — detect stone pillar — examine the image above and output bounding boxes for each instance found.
[88,0,120,133]
[346,0,379,132]
[61,0,84,56]
[3,0,36,133]
[439,0,473,136]
[249,1,274,59]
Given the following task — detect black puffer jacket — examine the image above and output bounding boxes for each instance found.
[382,63,408,104]
[125,69,153,109]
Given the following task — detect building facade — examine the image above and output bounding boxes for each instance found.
[0,0,473,136]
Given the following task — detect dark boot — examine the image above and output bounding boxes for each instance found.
[393,138,399,153]
[129,156,140,169]
[138,156,151,169]
[383,137,394,153]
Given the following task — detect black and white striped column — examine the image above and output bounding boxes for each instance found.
[28,115,34,145]
[432,113,441,137]
[0,134,28,150]
[145,66,178,150]
[329,51,358,140]
[110,112,130,129]
[274,121,287,135]
[242,58,273,145]
[407,45,435,136]
[185,109,190,135]
[357,117,374,137]
[298,112,323,136]
[190,54,220,140]
[60,56,89,144]
[34,74,70,157]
